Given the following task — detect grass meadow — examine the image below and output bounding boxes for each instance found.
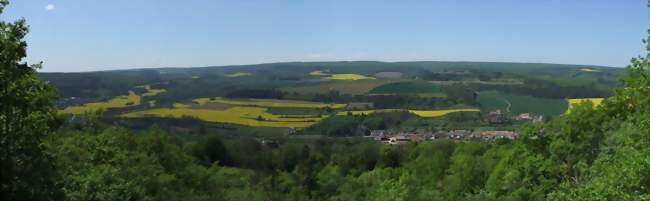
[226,72,252,77]
[282,79,395,95]
[369,81,441,94]
[139,85,167,97]
[477,91,568,116]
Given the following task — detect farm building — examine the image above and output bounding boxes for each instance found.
[388,135,410,145]
[479,131,517,140]
[486,110,507,124]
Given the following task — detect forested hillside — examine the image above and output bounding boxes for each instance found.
[2,0,649,200]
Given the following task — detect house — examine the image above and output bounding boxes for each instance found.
[369,130,386,136]
[259,138,278,147]
[368,130,388,141]
[470,131,482,139]
[480,131,518,140]
[286,128,298,135]
[407,134,426,142]
[365,130,389,144]
[486,110,507,124]
[414,128,428,134]
[388,135,410,145]
[517,113,532,120]
[430,131,450,140]
[449,130,472,139]
[56,96,87,108]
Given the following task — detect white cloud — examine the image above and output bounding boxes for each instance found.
[45,4,55,11]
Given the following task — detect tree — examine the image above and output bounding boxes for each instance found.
[546,5,650,198]
[192,135,233,166]
[46,126,228,201]
[0,1,64,200]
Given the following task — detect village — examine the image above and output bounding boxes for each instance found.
[283,110,540,145]
[366,128,518,145]
[363,110,543,145]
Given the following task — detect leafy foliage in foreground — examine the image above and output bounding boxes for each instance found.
[0,1,62,199]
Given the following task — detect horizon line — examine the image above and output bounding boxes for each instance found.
[39,60,626,73]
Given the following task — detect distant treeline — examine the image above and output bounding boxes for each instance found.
[471,78,612,98]
[310,90,475,109]
[225,88,287,99]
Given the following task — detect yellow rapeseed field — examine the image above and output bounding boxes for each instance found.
[121,106,324,128]
[309,70,329,76]
[226,72,252,77]
[567,98,604,113]
[410,109,481,117]
[193,97,346,109]
[309,70,375,80]
[337,108,480,117]
[336,109,404,116]
[325,74,375,80]
[173,103,191,108]
[139,85,166,97]
[62,91,141,114]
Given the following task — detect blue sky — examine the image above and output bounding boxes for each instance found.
[1,0,648,72]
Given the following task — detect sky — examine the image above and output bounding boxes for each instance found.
[0,0,648,72]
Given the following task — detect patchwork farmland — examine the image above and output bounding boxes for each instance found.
[50,62,617,131]
[62,85,167,114]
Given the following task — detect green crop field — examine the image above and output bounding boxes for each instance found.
[476,91,568,116]
[282,79,395,95]
[374,71,403,79]
[369,81,441,94]
[226,72,252,77]
[138,85,166,97]
[309,70,329,76]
